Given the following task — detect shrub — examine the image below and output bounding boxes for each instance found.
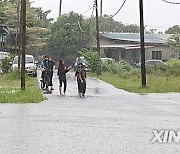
[101,60,131,74]
[80,49,101,74]
[166,59,180,76]
[0,57,11,73]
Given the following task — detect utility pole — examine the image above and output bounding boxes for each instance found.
[59,0,62,17]
[95,0,100,55]
[16,0,21,69]
[79,15,82,49]
[95,0,101,75]
[100,0,103,16]
[20,0,26,90]
[139,0,146,87]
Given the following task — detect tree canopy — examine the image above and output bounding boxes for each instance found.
[165,25,180,34]
[0,0,52,57]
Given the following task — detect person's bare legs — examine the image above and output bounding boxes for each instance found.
[59,86,63,95]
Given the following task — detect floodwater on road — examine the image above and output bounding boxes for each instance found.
[0,71,180,154]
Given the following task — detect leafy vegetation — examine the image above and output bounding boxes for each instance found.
[0,0,52,57]
[92,72,180,93]
[45,12,91,63]
[80,49,101,73]
[0,57,11,73]
[165,25,180,34]
[89,56,180,93]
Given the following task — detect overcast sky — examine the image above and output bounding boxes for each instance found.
[31,0,180,32]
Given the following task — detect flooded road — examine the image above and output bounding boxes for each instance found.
[0,71,180,154]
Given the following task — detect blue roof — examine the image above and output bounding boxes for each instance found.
[101,32,165,44]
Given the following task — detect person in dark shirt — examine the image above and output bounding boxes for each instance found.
[79,65,87,97]
[40,55,49,89]
[48,56,56,91]
[57,59,72,95]
[74,62,83,96]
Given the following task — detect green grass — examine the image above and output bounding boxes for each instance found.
[0,72,46,103]
[91,72,180,93]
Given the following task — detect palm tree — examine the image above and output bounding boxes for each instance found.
[59,0,62,17]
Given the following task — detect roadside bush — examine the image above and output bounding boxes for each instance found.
[146,65,167,76]
[101,60,131,75]
[80,49,101,74]
[0,57,11,73]
[146,59,180,76]
[166,59,180,76]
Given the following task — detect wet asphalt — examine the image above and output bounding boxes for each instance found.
[0,71,180,154]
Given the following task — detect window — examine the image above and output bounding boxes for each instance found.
[152,51,162,60]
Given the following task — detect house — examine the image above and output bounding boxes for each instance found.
[91,32,178,66]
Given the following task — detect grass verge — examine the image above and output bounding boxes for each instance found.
[91,72,180,93]
[0,71,46,103]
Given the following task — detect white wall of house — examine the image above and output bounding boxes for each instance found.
[145,46,178,61]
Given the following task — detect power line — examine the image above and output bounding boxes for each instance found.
[161,0,180,4]
[91,3,95,17]
[77,3,95,33]
[77,16,85,33]
[111,0,127,18]
[80,6,94,15]
[80,1,95,15]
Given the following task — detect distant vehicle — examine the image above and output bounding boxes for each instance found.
[74,56,90,71]
[136,60,167,68]
[101,58,114,63]
[12,55,37,77]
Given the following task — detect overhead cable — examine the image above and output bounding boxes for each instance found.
[161,0,180,4]
[78,3,95,33]
[111,0,127,18]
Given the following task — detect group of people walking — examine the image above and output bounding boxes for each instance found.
[40,56,87,97]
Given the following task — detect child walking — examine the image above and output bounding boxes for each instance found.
[79,65,87,97]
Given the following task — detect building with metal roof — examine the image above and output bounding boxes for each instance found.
[90,32,178,65]
[101,32,165,44]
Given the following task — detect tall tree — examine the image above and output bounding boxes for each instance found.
[1,0,51,57]
[45,12,91,64]
[168,34,180,58]
[165,25,180,34]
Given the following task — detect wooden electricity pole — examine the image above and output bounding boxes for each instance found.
[100,0,103,16]
[20,0,26,90]
[59,0,62,17]
[95,0,100,55]
[95,0,101,75]
[16,0,21,69]
[139,0,146,87]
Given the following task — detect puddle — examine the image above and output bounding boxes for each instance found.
[87,88,102,94]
